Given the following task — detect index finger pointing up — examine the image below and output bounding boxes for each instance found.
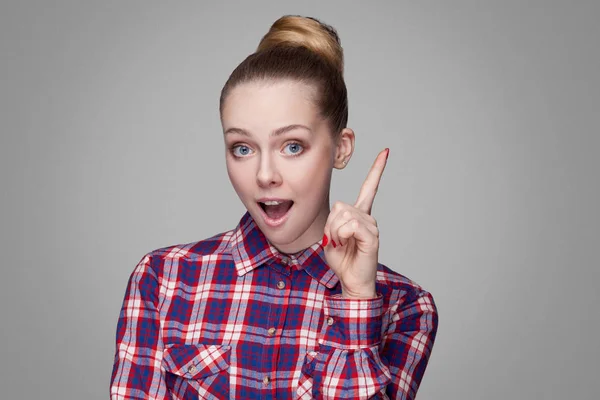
[354,148,389,214]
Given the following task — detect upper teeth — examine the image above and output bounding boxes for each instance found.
[263,200,283,205]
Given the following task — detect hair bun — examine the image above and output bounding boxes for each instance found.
[257,15,344,74]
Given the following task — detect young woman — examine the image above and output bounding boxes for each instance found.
[110,15,438,400]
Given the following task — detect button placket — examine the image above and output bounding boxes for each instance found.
[187,364,198,375]
[263,262,291,391]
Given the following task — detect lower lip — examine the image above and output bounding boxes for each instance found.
[258,203,293,227]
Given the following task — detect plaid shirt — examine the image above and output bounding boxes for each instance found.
[110,211,438,399]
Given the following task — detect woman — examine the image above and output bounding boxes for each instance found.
[111,15,438,400]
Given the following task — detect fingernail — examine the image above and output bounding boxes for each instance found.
[332,240,337,248]
[385,148,390,161]
[322,234,329,247]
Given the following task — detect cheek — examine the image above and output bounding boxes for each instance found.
[226,161,252,194]
[289,157,332,194]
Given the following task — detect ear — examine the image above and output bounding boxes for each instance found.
[333,128,355,169]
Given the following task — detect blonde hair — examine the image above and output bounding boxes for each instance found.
[220,15,348,136]
[256,15,344,74]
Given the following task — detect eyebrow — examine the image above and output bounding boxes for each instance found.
[224,124,313,137]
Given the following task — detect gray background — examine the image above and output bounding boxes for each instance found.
[1,1,598,399]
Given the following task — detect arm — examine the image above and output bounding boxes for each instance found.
[297,289,438,400]
[380,289,438,399]
[110,254,170,399]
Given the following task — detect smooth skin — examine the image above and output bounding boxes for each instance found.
[221,79,388,300]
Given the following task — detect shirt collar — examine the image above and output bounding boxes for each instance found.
[228,211,339,289]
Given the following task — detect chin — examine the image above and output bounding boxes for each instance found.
[255,211,301,243]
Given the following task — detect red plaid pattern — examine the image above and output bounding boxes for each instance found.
[110,211,438,399]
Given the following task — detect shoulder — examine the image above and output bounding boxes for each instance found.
[132,228,236,278]
[376,263,437,312]
[376,262,427,293]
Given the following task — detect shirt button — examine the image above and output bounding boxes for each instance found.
[263,375,271,385]
[281,258,288,265]
[327,317,334,326]
[277,281,285,289]
[187,365,197,374]
[268,327,276,336]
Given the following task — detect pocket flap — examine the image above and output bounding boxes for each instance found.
[163,344,231,379]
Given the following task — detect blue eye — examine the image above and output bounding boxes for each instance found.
[283,142,304,156]
[232,145,252,157]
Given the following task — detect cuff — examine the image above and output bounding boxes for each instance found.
[319,294,384,350]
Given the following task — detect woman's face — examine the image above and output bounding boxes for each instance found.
[221,80,336,253]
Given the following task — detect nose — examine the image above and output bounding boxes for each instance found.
[256,154,282,188]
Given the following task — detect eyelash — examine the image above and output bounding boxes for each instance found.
[229,142,305,159]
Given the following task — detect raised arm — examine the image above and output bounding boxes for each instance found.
[380,288,438,399]
[297,287,438,399]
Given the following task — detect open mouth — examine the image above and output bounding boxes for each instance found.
[258,200,294,224]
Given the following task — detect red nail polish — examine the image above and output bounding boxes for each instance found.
[332,240,337,248]
[322,234,329,247]
[385,148,390,161]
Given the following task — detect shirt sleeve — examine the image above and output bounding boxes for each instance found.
[296,289,438,400]
[110,254,170,399]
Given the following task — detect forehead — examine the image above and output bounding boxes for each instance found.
[221,80,321,133]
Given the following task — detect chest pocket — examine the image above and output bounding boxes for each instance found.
[162,343,231,400]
